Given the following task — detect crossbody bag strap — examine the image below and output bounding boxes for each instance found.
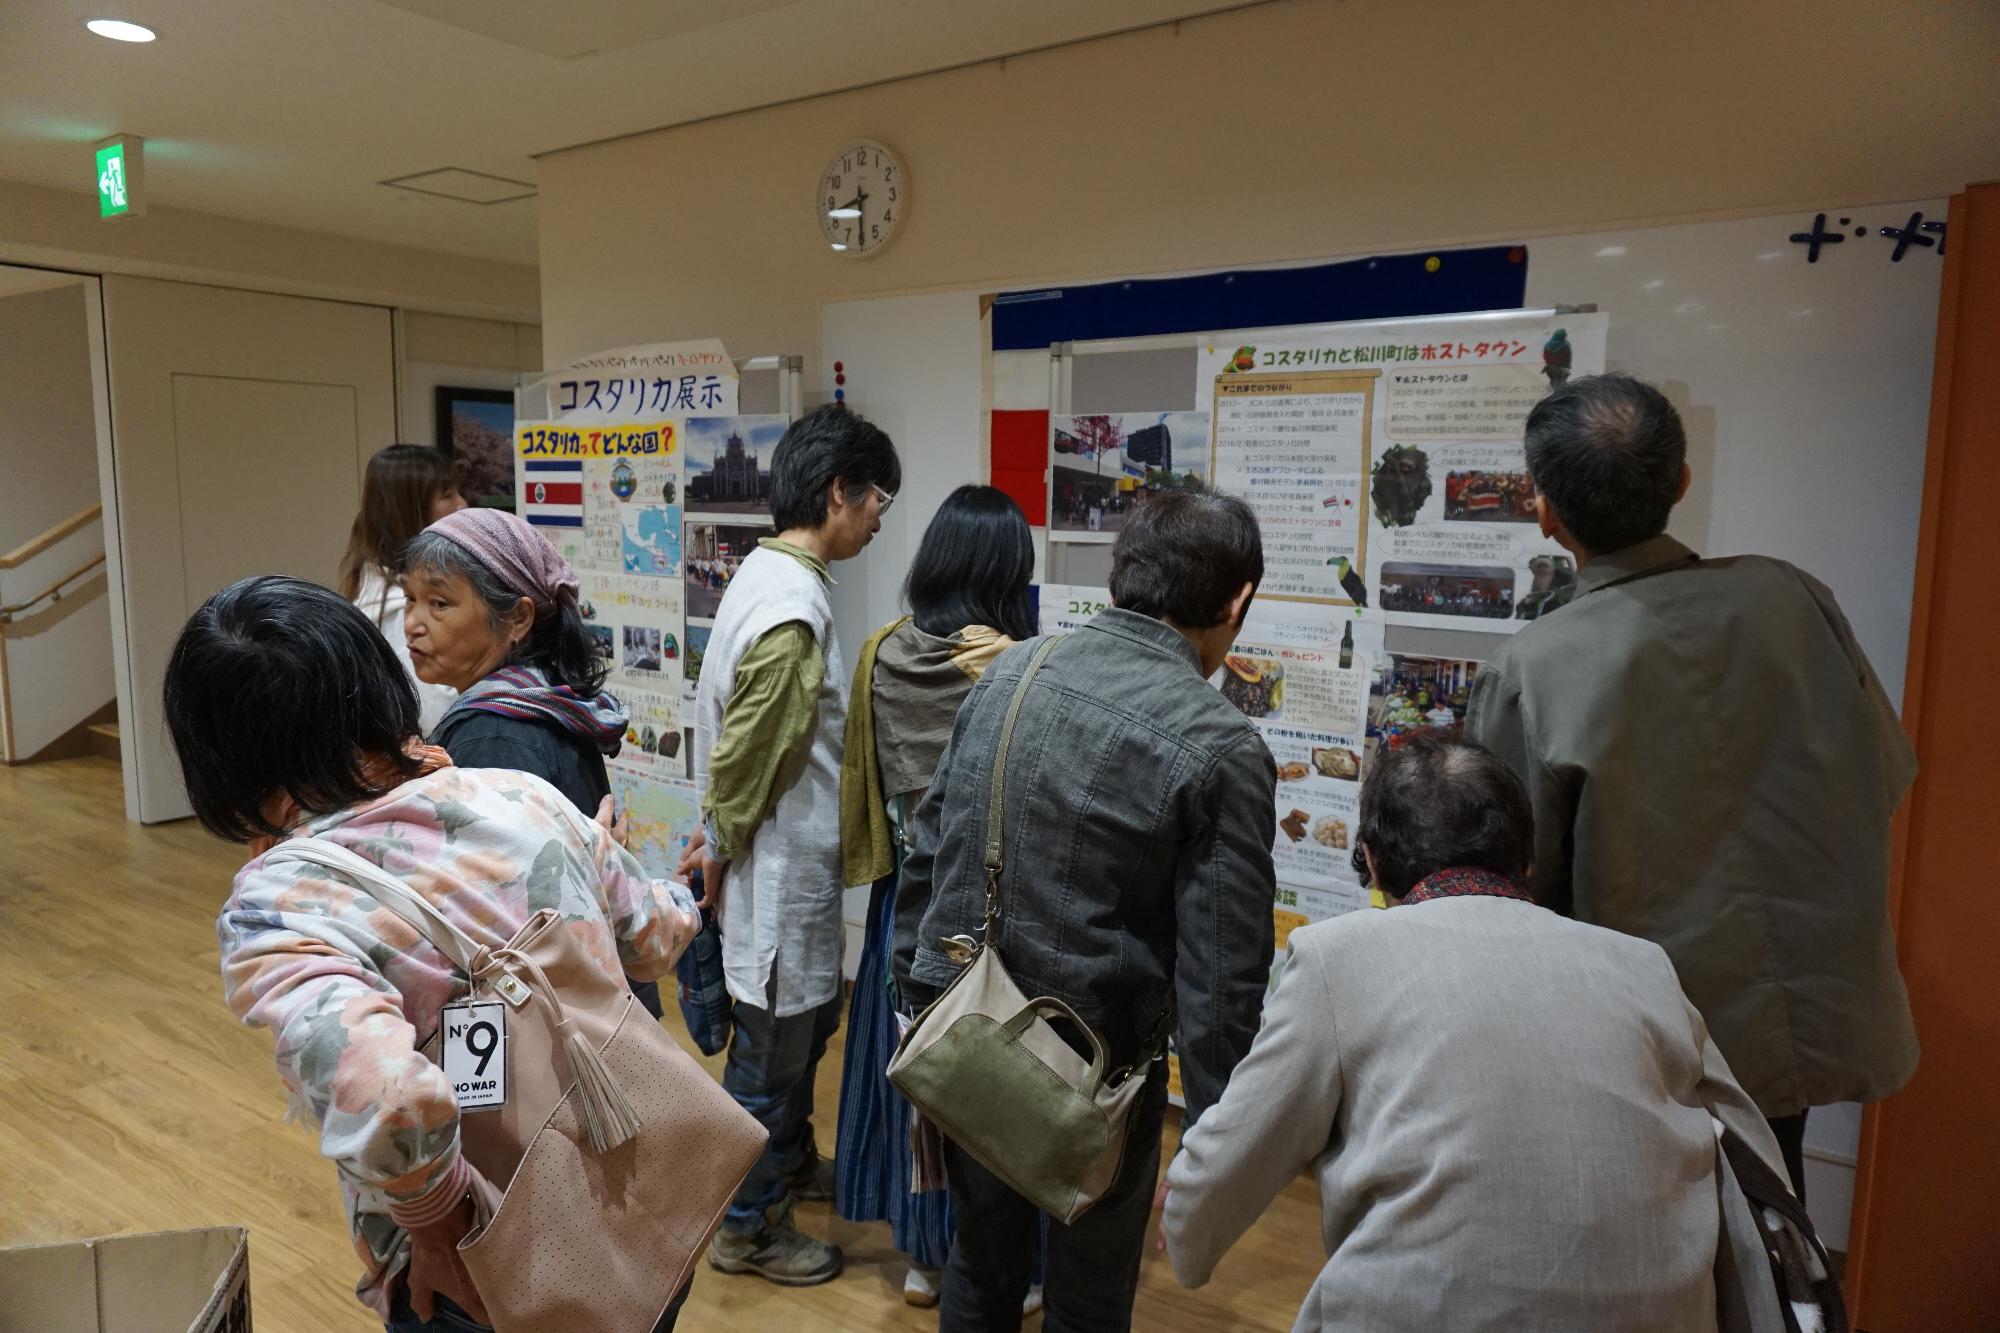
[266,837,483,976]
[979,635,1063,933]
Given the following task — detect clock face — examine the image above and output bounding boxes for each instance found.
[817,139,907,258]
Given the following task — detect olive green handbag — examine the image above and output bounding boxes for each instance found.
[886,635,1158,1224]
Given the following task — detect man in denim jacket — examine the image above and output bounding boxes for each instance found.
[895,488,1277,1333]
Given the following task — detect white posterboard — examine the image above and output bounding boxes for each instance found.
[512,343,797,887]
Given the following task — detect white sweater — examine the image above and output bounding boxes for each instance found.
[353,565,458,736]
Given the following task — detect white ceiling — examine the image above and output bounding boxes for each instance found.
[0,0,1256,266]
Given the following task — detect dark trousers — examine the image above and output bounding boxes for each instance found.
[385,1281,688,1332]
[1766,1109,1811,1203]
[720,984,844,1232]
[939,1065,1169,1333]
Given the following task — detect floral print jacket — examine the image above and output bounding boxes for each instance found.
[217,765,700,1316]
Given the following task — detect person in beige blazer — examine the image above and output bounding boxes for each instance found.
[1164,733,1791,1333]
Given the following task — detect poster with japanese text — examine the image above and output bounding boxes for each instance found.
[528,338,738,425]
[1035,583,1110,636]
[513,340,743,848]
[1048,412,1208,544]
[1217,612,1381,916]
[1198,313,1607,632]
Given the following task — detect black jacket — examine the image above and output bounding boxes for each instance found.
[431,709,612,819]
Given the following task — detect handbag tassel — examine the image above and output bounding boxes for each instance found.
[565,1027,641,1153]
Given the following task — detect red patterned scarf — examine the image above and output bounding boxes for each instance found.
[1402,866,1537,905]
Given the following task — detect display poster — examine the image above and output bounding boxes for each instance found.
[1047,412,1208,544]
[1368,651,1484,749]
[1198,313,1607,632]
[1035,583,1110,636]
[514,341,750,847]
[1217,606,1384,941]
[537,338,738,425]
[1209,371,1376,604]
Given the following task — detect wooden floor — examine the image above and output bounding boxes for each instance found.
[0,757,1325,1330]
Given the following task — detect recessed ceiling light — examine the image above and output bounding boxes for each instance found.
[86,19,157,42]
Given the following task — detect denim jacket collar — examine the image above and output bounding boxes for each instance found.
[1082,607,1205,675]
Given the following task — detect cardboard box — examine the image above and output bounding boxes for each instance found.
[0,1227,250,1333]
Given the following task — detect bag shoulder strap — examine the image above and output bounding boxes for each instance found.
[982,635,1063,883]
[265,837,482,975]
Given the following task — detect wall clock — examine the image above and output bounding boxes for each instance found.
[817,139,907,258]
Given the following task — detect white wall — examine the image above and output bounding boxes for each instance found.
[397,311,543,447]
[538,0,2000,372]
[0,278,114,760]
[0,178,538,323]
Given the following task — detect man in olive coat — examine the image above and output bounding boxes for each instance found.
[1466,373,1919,1195]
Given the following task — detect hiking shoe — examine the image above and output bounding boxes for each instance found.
[782,1140,838,1203]
[707,1202,843,1286]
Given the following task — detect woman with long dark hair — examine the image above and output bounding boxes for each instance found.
[163,575,698,1332]
[834,484,1042,1308]
[338,444,467,732]
[402,507,664,1018]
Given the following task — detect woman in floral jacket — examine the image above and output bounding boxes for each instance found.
[164,575,701,1332]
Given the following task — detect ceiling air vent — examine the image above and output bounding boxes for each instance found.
[380,168,536,204]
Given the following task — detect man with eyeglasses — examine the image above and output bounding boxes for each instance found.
[681,403,901,1286]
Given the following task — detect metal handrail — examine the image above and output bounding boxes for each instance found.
[0,553,107,623]
[0,504,102,569]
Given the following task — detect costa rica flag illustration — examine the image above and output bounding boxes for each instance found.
[522,460,584,528]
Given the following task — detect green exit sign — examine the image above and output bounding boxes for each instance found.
[94,135,145,219]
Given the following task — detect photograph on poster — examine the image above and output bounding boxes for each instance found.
[1219,652,1284,720]
[1049,412,1207,543]
[1378,561,1514,619]
[686,522,764,620]
[684,415,785,517]
[622,624,666,676]
[1369,654,1483,749]
[1371,445,1432,529]
[1444,469,1536,522]
[585,623,615,665]
[1516,554,1578,621]
[684,623,712,686]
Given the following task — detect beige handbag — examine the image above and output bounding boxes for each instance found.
[270,838,766,1333]
[887,636,1159,1225]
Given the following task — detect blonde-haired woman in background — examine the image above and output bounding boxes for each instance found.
[338,444,467,733]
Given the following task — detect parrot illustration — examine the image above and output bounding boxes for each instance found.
[1224,346,1257,374]
[1330,555,1369,607]
[1542,328,1573,390]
